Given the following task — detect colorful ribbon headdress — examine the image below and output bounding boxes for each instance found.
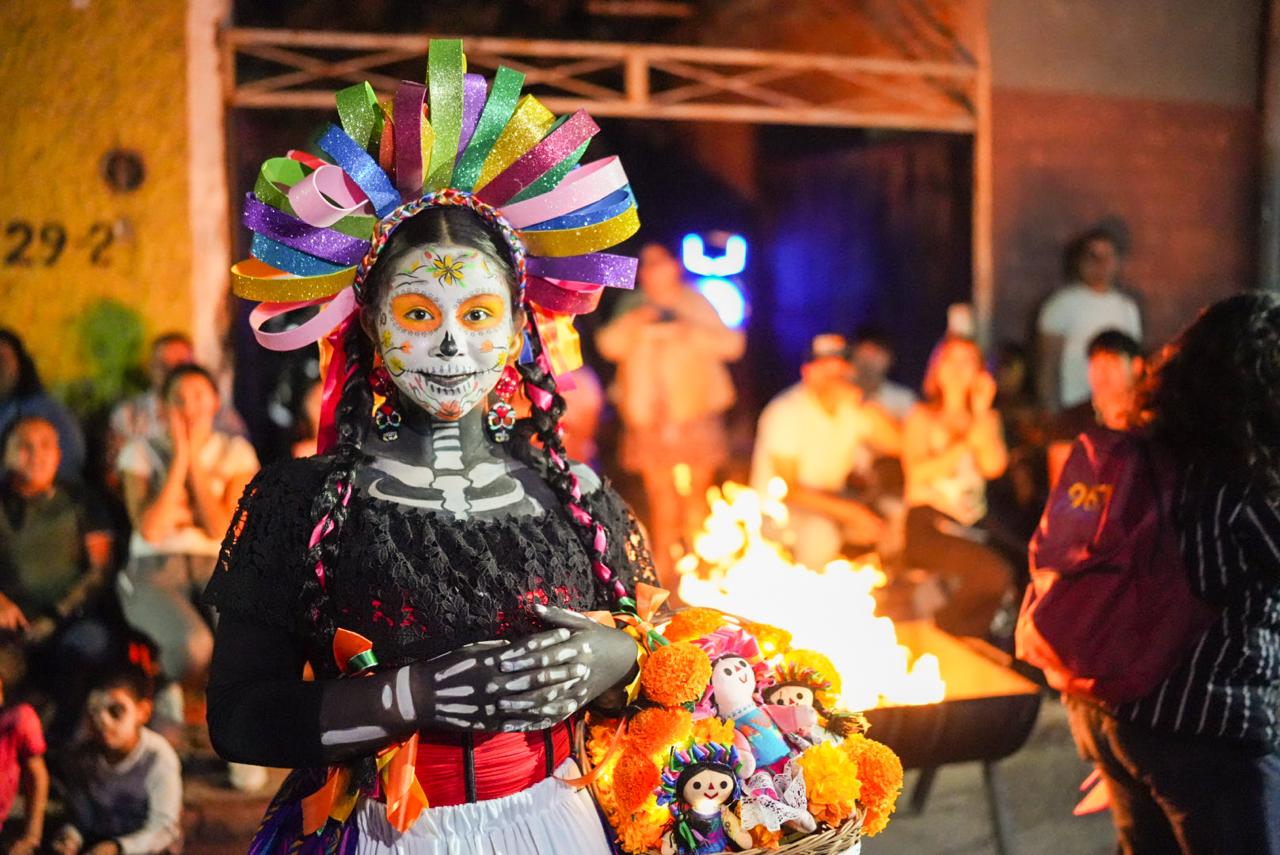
[231,38,639,449]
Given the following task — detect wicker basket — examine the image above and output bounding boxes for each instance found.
[574,721,865,855]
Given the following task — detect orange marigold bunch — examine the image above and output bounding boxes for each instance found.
[628,707,693,758]
[587,721,621,768]
[663,608,727,642]
[842,734,904,837]
[640,642,712,706]
[617,809,667,854]
[612,753,661,814]
[795,742,862,827]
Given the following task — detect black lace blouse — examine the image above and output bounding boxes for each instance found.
[204,456,656,678]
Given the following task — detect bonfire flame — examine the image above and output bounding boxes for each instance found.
[675,479,945,709]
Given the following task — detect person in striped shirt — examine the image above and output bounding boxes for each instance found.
[1065,293,1280,854]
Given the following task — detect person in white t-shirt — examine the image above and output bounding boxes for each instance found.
[116,365,258,700]
[1036,229,1143,411]
[751,334,901,569]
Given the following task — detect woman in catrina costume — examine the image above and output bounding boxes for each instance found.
[203,39,657,853]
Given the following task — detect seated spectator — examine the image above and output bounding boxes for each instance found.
[107,333,246,470]
[0,416,115,738]
[115,365,257,719]
[50,666,181,855]
[0,672,48,855]
[0,331,85,484]
[850,327,917,422]
[902,336,1012,638]
[751,334,901,568]
[1047,329,1145,488]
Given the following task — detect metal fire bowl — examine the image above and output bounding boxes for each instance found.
[863,622,1043,769]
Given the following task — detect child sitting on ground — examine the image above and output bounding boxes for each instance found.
[0,671,48,855]
[50,667,181,855]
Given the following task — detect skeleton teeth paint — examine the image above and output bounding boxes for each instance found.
[375,244,514,422]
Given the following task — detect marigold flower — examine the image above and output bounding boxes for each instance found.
[612,752,661,814]
[617,810,667,854]
[628,707,693,758]
[691,715,737,747]
[740,619,793,657]
[842,734,904,837]
[663,608,727,643]
[795,741,862,828]
[640,642,712,706]
[749,825,783,849]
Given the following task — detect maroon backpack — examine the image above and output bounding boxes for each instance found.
[1015,428,1218,706]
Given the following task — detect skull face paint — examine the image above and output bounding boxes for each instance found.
[374,245,515,422]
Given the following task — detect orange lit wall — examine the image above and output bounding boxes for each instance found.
[0,1,193,384]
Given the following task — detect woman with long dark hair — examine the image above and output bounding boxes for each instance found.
[1066,293,1280,854]
[203,40,654,852]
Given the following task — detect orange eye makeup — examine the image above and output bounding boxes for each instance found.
[458,294,506,331]
[391,292,442,334]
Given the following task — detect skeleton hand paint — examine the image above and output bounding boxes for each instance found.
[374,245,515,422]
[494,604,640,723]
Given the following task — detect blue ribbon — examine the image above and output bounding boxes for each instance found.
[316,124,400,218]
[250,233,349,277]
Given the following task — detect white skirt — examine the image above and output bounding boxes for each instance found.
[353,759,612,855]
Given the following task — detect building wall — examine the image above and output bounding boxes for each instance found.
[0,0,193,385]
[988,0,1264,349]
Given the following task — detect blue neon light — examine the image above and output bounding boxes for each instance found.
[682,233,748,277]
[696,276,747,329]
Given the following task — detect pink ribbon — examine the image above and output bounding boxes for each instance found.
[393,82,429,200]
[476,110,599,207]
[499,157,628,229]
[248,288,358,351]
[288,165,370,227]
[525,276,604,315]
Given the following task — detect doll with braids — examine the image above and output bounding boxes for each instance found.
[203,41,656,853]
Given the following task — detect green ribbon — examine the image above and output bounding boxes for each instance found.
[453,66,525,191]
[425,39,465,191]
[344,649,379,675]
[336,82,382,150]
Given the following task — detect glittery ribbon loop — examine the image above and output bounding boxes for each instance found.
[525,277,604,315]
[242,195,370,266]
[287,163,372,229]
[255,157,308,213]
[335,81,382,149]
[476,110,599,207]
[247,287,358,351]
[453,66,525,191]
[520,204,640,257]
[425,39,465,191]
[286,149,328,171]
[317,124,400,217]
[499,156,629,229]
[393,81,429,200]
[523,188,635,232]
[526,253,638,289]
[232,258,355,302]
[475,95,556,192]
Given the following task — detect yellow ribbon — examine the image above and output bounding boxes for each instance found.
[519,206,640,258]
[232,258,355,302]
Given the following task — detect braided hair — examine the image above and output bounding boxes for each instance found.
[302,204,627,630]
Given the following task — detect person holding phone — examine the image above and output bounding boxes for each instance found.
[901,336,1012,638]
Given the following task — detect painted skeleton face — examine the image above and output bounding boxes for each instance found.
[710,655,756,712]
[681,767,737,814]
[373,243,516,422]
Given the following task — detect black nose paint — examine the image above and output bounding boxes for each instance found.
[439,332,459,357]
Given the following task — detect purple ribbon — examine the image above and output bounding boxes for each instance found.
[242,195,370,266]
[394,81,428,201]
[458,73,488,156]
[526,253,638,289]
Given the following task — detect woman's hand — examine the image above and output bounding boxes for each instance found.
[166,409,190,469]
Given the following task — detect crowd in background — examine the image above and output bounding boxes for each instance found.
[0,223,1274,852]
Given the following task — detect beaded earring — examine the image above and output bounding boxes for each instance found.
[486,363,520,442]
[368,361,402,442]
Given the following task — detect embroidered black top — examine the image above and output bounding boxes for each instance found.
[1116,470,1280,749]
[201,456,655,768]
